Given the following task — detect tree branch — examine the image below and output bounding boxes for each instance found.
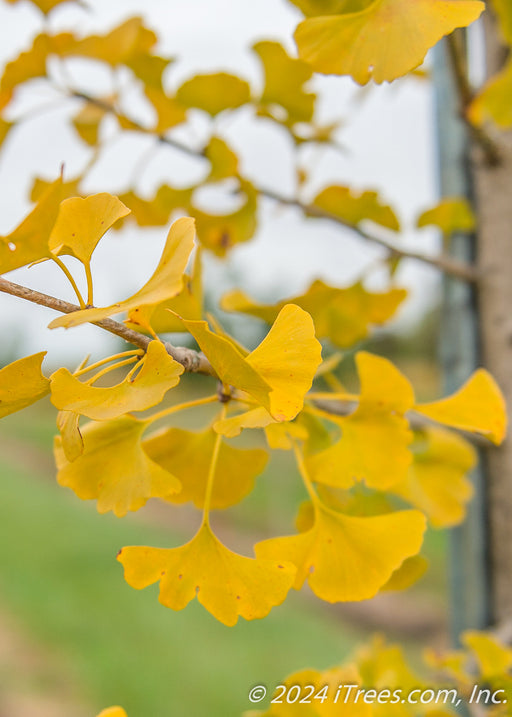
[0,276,217,376]
[0,276,494,446]
[261,188,479,282]
[70,90,479,284]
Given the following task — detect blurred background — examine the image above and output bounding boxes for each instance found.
[0,0,448,715]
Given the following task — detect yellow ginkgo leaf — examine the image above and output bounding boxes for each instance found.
[390,427,475,528]
[417,197,476,235]
[143,426,268,509]
[0,32,76,91]
[182,304,322,422]
[50,341,183,420]
[423,647,468,683]
[469,58,512,129]
[356,635,422,692]
[96,708,128,717]
[5,0,74,14]
[54,415,180,516]
[30,174,81,203]
[414,368,507,445]
[126,248,202,334]
[1,32,51,90]
[264,420,309,450]
[490,0,512,44]
[145,87,187,133]
[49,217,195,329]
[118,523,296,625]
[294,0,484,84]
[0,352,49,418]
[127,53,172,90]
[255,504,426,602]
[0,118,13,149]
[70,17,156,67]
[222,280,407,349]
[381,554,429,591]
[204,136,239,181]
[176,72,251,116]
[308,352,414,490]
[56,410,83,462]
[253,40,315,123]
[192,180,258,256]
[0,177,63,274]
[49,193,130,264]
[462,631,512,679]
[71,101,107,146]
[118,185,192,229]
[313,185,400,231]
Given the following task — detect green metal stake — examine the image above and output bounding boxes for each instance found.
[432,37,491,640]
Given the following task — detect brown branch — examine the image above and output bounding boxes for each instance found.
[261,188,479,282]
[0,277,217,376]
[446,32,502,167]
[0,275,495,444]
[70,90,479,284]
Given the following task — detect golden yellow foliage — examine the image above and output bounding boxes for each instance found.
[118,524,296,625]
[294,0,484,84]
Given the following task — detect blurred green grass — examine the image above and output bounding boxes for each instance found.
[0,393,448,716]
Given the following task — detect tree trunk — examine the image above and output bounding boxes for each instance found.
[472,11,512,625]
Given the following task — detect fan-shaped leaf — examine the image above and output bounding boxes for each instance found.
[54,416,180,516]
[49,193,130,263]
[118,524,296,625]
[50,341,183,420]
[176,72,250,116]
[414,369,507,444]
[294,0,484,84]
[255,505,426,601]
[143,426,268,508]
[308,352,414,490]
[182,304,322,421]
[0,352,49,418]
[49,217,195,329]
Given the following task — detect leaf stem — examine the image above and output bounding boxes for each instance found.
[86,356,140,385]
[51,255,86,308]
[202,405,227,527]
[291,438,320,508]
[73,350,143,377]
[84,261,94,306]
[146,394,219,425]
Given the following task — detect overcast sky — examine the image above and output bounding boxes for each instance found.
[0,0,441,365]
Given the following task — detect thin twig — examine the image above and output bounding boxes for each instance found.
[70,90,479,284]
[0,276,216,377]
[262,187,479,282]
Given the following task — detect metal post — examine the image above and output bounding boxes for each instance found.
[432,38,491,639]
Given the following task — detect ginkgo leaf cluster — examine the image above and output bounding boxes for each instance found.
[0,0,507,632]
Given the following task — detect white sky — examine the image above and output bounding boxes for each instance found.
[0,0,441,365]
